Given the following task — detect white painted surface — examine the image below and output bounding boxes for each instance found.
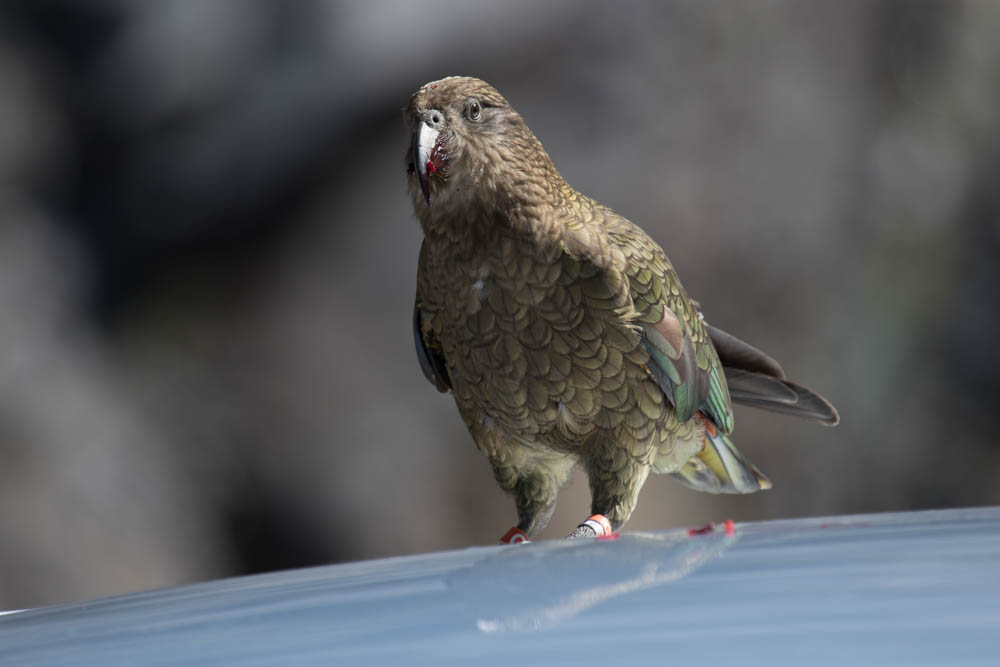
[1,507,997,666]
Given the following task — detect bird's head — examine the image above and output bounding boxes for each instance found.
[405,76,558,218]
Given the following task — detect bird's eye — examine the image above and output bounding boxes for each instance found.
[467,100,482,122]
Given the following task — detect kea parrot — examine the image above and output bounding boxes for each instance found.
[405,76,838,543]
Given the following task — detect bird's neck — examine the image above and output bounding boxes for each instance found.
[417,158,572,239]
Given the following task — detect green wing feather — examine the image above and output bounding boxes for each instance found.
[556,197,734,432]
[602,214,734,433]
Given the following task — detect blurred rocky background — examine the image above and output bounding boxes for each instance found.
[1,0,998,608]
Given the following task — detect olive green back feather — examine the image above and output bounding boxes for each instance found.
[558,198,735,434]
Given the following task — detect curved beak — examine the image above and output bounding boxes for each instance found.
[413,121,440,206]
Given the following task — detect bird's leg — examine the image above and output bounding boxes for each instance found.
[569,444,651,539]
[567,513,614,539]
[491,456,573,544]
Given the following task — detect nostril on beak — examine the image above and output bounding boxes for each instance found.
[427,110,443,128]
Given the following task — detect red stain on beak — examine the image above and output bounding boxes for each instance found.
[419,160,436,205]
[420,150,446,206]
[413,126,447,206]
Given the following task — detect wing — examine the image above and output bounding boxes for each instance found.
[413,298,450,393]
[614,229,733,434]
[559,202,734,433]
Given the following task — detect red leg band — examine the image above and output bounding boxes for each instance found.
[499,527,530,544]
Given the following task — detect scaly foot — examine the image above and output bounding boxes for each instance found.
[567,514,613,539]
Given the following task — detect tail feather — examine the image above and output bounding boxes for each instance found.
[725,368,798,405]
[706,323,785,379]
[671,324,839,496]
[706,324,840,427]
[669,419,772,494]
[724,368,840,426]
